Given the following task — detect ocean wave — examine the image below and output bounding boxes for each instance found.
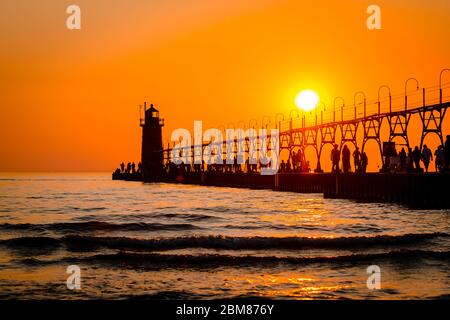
[1,232,447,252]
[152,213,221,221]
[0,221,202,233]
[16,250,450,269]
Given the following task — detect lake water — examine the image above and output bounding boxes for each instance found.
[0,172,448,299]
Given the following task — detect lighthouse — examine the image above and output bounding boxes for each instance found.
[140,102,164,181]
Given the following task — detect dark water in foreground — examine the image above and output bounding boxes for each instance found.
[0,172,449,299]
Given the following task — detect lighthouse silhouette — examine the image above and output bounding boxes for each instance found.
[140,102,164,181]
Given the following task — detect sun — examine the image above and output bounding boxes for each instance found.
[295,90,319,112]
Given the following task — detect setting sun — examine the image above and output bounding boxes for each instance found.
[295,90,319,112]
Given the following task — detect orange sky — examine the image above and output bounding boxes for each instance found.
[0,0,449,172]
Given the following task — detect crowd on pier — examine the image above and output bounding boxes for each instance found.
[330,144,369,174]
[113,162,142,177]
[113,135,450,178]
[384,142,449,173]
[163,157,276,177]
[328,135,450,174]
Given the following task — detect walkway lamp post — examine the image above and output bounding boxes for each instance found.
[318,102,326,126]
[334,97,344,123]
[275,113,285,131]
[440,69,450,106]
[378,85,391,115]
[237,120,246,130]
[289,109,300,130]
[354,91,366,119]
[249,118,258,130]
[405,77,419,111]
[262,116,271,130]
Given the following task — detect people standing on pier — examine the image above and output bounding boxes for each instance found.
[434,145,445,172]
[120,162,125,173]
[293,151,297,172]
[279,160,286,173]
[412,146,422,171]
[286,159,292,172]
[445,135,450,171]
[296,150,303,172]
[407,148,414,171]
[361,152,368,173]
[399,148,407,171]
[353,147,361,173]
[421,145,433,173]
[331,144,340,173]
[342,145,351,173]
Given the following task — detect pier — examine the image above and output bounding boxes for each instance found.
[113,171,450,209]
[113,72,450,209]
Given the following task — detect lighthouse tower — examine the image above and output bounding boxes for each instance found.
[140,102,164,181]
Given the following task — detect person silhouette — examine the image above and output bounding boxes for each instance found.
[412,146,422,170]
[342,145,351,173]
[280,160,286,173]
[434,145,445,172]
[445,135,450,171]
[361,152,368,173]
[421,145,432,173]
[407,148,414,171]
[399,148,407,171]
[353,147,361,173]
[292,150,297,172]
[331,144,340,173]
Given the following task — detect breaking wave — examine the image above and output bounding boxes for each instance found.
[17,250,450,268]
[1,232,447,251]
[0,221,202,233]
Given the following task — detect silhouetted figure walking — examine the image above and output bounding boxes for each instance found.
[361,152,368,173]
[342,145,351,173]
[399,148,407,171]
[412,146,421,170]
[331,144,340,173]
[445,135,450,171]
[131,162,136,174]
[353,147,361,173]
[434,145,445,172]
[421,145,432,173]
[120,162,125,173]
[407,148,414,171]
